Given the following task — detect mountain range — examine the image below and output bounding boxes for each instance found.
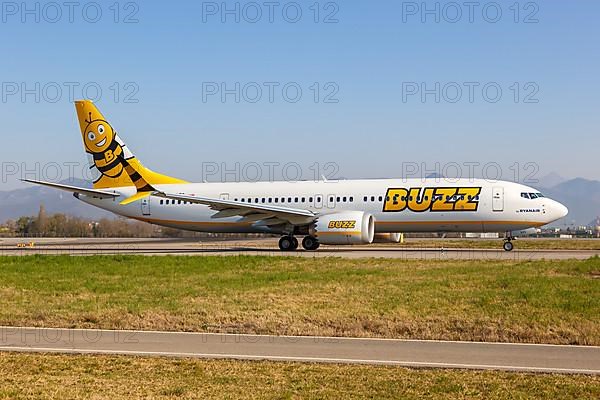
[0,179,113,222]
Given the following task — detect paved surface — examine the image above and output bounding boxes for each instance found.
[0,327,598,374]
[0,238,598,260]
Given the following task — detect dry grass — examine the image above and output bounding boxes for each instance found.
[0,255,598,344]
[0,353,598,399]
[374,238,600,250]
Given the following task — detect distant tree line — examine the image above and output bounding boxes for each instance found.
[0,205,270,239]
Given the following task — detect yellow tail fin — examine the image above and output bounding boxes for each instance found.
[74,100,187,189]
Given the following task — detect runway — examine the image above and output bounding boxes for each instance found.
[0,327,598,374]
[0,237,598,259]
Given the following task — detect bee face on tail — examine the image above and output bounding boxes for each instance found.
[83,112,124,179]
[84,117,115,154]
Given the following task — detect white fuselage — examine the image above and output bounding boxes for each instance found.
[77,178,568,235]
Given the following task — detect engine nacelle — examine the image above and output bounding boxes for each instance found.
[311,211,375,245]
[373,232,402,243]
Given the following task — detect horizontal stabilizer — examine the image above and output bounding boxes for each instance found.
[21,179,119,199]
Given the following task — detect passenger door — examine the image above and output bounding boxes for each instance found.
[492,187,504,212]
[141,197,151,216]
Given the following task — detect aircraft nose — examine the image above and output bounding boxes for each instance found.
[544,199,568,224]
[556,202,569,218]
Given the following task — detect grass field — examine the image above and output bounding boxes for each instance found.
[379,238,600,250]
[0,353,598,399]
[0,255,598,344]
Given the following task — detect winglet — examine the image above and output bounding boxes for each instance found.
[118,157,157,205]
[119,191,152,205]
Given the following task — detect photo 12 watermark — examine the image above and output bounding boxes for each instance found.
[1,1,140,24]
[201,1,339,24]
[401,1,539,24]
[398,161,540,183]
[0,160,342,184]
[401,81,540,104]
[201,81,340,104]
[1,81,140,103]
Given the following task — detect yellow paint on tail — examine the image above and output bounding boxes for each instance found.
[74,100,187,189]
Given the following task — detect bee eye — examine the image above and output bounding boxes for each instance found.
[98,125,105,134]
[88,132,96,141]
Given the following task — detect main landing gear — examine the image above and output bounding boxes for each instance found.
[278,236,298,251]
[503,233,515,252]
[277,235,320,251]
[301,236,320,251]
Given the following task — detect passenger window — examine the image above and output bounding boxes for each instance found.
[309,197,313,202]
[295,197,299,203]
[371,196,375,202]
[363,196,367,202]
[349,197,353,202]
[268,198,272,203]
[378,196,383,202]
[336,197,340,202]
[160,200,164,205]
[343,197,347,202]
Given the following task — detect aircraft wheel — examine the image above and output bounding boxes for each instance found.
[279,236,296,251]
[302,236,320,251]
[503,241,514,252]
[290,236,299,250]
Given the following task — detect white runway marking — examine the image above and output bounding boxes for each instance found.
[1,327,598,374]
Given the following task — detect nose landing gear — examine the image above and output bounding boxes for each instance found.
[503,233,515,251]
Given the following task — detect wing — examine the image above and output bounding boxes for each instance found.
[153,192,316,227]
[21,179,119,199]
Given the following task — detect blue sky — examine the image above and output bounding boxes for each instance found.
[1,0,599,189]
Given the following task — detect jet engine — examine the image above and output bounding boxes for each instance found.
[310,211,375,245]
[373,232,402,243]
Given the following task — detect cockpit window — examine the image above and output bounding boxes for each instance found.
[521,192,530,199]
[529,193,538,199]
[536,193,544,198]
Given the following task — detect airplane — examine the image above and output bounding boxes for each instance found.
[24,100,568,252]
